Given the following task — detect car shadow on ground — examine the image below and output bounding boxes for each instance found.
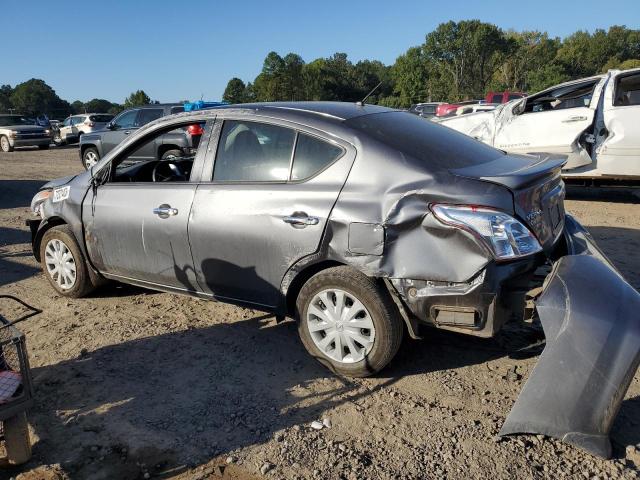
[565,185,640,204]
[15,311,531,479]
[0,227,40,287]
[586,226,640,289]
[0,179,47,209]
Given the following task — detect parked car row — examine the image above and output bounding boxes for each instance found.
[53,113,114,145]
[409,91,526,120]
[0,114,51,152]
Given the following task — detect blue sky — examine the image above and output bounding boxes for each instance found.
[4,0,639,104]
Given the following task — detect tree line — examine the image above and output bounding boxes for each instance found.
[0,81,156,119]
[1,20,639,118]
[222,20,640,107]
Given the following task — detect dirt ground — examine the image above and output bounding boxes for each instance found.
[0,146,639,480]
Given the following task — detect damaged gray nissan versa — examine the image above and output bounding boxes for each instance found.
[27,102,639,458]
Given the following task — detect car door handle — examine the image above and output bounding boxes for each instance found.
[561,115,588,123]
[124,130,131,135]
[283,212,319,228]
[153,204,178,218]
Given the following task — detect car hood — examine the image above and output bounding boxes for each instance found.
[3,125,47,133]
[42,174,78,190]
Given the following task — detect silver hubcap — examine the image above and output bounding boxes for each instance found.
[306,289,376,364]
[44,239,77,290]
[84,151,98,168]
[1,137,8,151]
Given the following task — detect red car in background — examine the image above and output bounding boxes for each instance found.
[435,91,526,117]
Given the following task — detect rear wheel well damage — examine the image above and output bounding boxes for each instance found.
[32,217,67,262]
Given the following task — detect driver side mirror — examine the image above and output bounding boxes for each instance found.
[106,122,117,130]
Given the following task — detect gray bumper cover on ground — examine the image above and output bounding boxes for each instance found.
[500,254,640,457]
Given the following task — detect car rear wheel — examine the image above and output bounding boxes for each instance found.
[296,266,404,377]
[0,135,13,152]
[82,147,100,169]
[40,225,95,298]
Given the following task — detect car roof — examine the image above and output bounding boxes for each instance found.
[205,101,394,122]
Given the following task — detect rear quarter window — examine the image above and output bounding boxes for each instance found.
[345,111,503,169]
[291,134,344,180]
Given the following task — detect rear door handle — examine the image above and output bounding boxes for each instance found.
[153,204,178,218]
[283,212,319,228]
[561,115,588,123]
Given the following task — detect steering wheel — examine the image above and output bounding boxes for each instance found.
[152,161,187,182]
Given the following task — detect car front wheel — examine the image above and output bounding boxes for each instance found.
[40,225,95,298]
[0,135,13,152]
[82,147,100,169]
[296,266,404,377]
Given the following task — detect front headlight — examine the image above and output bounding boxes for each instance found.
[31,189,52,217]
[9,130,18,138]
[431,204,542,260]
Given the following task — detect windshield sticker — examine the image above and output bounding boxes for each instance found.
[52,186,70,203]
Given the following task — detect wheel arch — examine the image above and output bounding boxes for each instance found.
[283,260,346,317]
[32,216,67,262]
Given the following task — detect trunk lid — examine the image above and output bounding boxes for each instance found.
[450,153,567,250]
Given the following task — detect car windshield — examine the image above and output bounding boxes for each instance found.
[0,115,35,127]
[345,111,504,169]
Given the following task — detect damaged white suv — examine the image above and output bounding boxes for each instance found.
[439,68,640,179]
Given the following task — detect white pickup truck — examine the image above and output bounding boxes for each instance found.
[438,68,640,179]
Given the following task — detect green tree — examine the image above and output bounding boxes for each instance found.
[71,100,85,114]
[0,84,13,112]
[223,78,248,104]
[84,98,116,113]
[423,20,511,101]
[391,47,430,106]
[123,90,151,108]
[10,78,71,117]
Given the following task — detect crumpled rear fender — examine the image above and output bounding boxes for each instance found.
[500,253,640,458]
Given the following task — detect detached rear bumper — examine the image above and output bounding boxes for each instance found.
[500,215,640,458]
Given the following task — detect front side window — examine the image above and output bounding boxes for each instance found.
[524,80,598,113]
[614,73,640,106]
[62,117,72,127]
[136,108,164,127]
[291,134,343,181]
[213,120,295,182]
[113,110,138,129]
[102,123,207,184]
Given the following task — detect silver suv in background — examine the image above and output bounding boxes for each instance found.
[53,113,114,145]
[0,114,51,152]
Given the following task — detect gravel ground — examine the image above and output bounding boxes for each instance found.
[0,146,639,480]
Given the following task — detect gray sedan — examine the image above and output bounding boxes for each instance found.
[27,102,639,458]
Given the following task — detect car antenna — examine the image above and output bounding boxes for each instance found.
[356,82,383,106]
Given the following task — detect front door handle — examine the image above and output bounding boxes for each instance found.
[153,204,178,218]
[561,115,588,123]
[124,130,131,135]
[283,212,320,228]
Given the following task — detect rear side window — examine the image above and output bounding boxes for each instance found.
[171,106,185,114]
[614,73,640,106]
[213,120,295,182]
[71,116,85,125]
[89,114,113,123]
[345,112,503,170]
[136,108,164,126]
[291,134,343,180]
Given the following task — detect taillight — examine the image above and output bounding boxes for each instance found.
[86,121,95,127]
[187,124,204,135]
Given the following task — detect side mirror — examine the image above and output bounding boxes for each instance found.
[106,122,116,130]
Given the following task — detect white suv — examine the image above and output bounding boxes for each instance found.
[54,113,113,145]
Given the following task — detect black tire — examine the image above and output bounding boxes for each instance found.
[3,412,31,465]
[0,135,13,152]
[82,147,100,170]
[39,225,96,298]
[161,149,183,160]
[38,144,50,150]
[296,266,404,377]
